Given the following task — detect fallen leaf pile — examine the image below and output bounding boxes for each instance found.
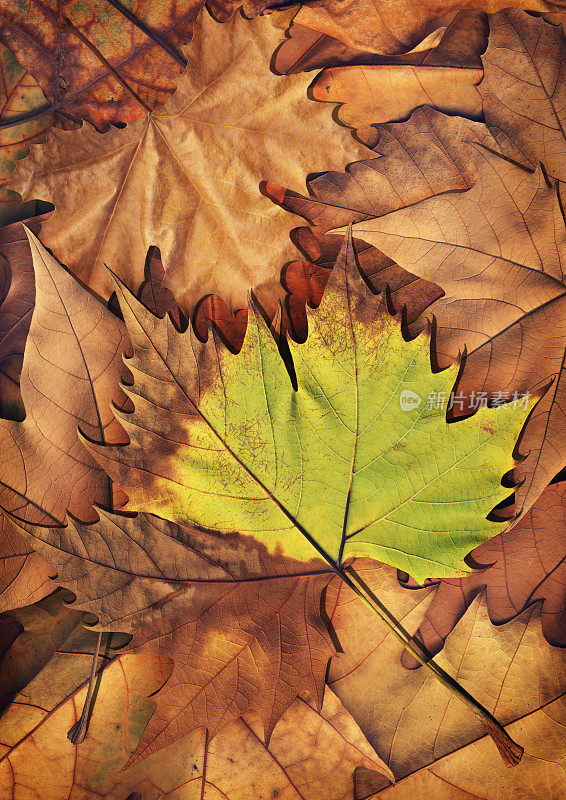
[0,2,564,798]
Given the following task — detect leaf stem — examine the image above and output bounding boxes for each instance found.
[336,565,523,766]
[67,631,103,745]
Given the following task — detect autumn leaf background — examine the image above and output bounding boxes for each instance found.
[0,1,565,798]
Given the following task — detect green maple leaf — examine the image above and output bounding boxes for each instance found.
[87,231,529,583]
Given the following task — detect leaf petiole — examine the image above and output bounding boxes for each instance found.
[67,631,103,745]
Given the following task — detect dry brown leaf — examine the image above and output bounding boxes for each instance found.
[271,15,449,75]
[367,694,566,798]
[16,506,335,768]
[0,629,392,800]
[479,10,566,182]
[264,108,487,233]
[0,42,52,225]
[0,588,120,712]
[0,514,55,614]
[0,556,392,799]
[8,11,368,318]
[0,231,129,525]
[0,0,274,131]
[0,650,170,799]
[398,479,566,667]
[0,219,36,421]
[280,227,443,343]
[324,559,566,782]
[290,12,486,139]
[291,0,551,56]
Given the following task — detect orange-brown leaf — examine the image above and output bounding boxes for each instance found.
[14,504,336,765]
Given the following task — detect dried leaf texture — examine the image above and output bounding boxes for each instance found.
[0,0,257,131]
[120,572,335,767]
[84,232,527,580]
[0,514,55,613]
[0,622,391,800]
[297,13,487,141]
[290,0,551,56]
[0,231,128,525]
[369,695,566,798]
[283,227,443,344]
[325,560,566,782]
[480,10,566,182]
[13,505,335,765]
[8,11,368,316]
[272,10,490,75]
[398,479,566,668]
[0,589,111,712]
[0,219,37,420]
[264,109,488,234]
[0,42,52,222]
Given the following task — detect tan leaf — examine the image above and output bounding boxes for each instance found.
[271,15,450,75]
[0,633,392,800]
[292,0,550,56]
[0,514,55,614]
[0,231,129,524]
[479,10,566,182]
[301,12,486,138]
[368,695,566,798]
[8,11,368,317]
[325,559,566,781]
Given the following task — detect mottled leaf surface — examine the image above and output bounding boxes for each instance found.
[290,0,551,56]
[0,42,52,225]
[0,0,273,130]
